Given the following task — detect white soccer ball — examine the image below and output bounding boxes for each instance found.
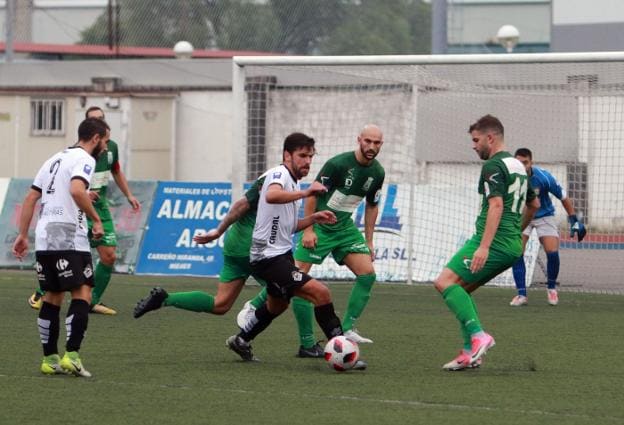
[324,335,360,372]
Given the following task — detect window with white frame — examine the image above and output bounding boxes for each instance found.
[31,99,65,136]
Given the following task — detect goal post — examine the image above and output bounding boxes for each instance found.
[231,52,624,293]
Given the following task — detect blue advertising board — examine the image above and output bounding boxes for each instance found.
[135,182,231,276]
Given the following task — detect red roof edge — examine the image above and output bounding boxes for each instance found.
[0,42,281,58]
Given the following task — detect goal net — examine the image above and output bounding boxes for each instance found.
[231,53,624,294]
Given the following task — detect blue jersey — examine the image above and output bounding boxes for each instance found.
[530,166,566,219]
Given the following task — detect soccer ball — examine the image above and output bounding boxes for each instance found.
[324,336,359,371]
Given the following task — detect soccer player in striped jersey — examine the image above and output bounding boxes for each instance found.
[510,148,586,307]
[435,115,539,371]
[13,118,109,377]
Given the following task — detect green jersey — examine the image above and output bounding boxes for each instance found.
[314,151,385,231]
[475,151,536,255]
[90,139,120,210]
[222,176,264,257]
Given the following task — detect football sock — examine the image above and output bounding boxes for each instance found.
[239,304,278,342]
[164,291,215,312]
[546,251,560,290]
[442,284,482,336]
[460,295,480,350]
[249,288,268,309]
[91,261,113,305]
[291,296,315,348]
[65,299,90,352]
[314,303,343,340]
[38,302,61,356]
[512,256,527,297]
[342,273,376,331]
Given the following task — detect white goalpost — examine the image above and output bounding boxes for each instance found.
[231,52,624,294]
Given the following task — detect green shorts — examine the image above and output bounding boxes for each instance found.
[219,255,267,286]
[446,237,520,286]
[88,210,117,248]
[294,224,370,265]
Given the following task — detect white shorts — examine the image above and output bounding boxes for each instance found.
[523,216,560,238]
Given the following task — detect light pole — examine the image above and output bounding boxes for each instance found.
[496,24,520,53]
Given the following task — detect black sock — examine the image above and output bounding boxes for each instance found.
[65,299,90,352]
[239,304,279,342]
[314,303,343,340]
[38,302,61,356]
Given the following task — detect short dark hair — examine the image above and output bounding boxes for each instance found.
[283,132,315,155]
[514,147,533,159]
[78,117,109,141]
[469,114,504,137]
[85,106,104,119]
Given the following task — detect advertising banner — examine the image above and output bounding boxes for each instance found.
[135,182,231,276]
[0,178,155,272]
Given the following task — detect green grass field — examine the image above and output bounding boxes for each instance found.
[1,269,622,425]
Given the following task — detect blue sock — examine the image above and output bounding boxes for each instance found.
[512,256,527,297]
[546,251,560,290]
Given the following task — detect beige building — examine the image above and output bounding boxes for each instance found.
[0,59,233,181]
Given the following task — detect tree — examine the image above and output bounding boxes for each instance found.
[79,0,431,55]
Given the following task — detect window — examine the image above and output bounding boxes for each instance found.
[31,99,65,136]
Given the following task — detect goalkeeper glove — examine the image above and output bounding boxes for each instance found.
[568,215,587,242]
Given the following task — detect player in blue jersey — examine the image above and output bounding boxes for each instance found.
[510,148,586,307]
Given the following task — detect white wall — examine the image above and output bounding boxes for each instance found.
[553,0,624,25]
[175,91,233,182]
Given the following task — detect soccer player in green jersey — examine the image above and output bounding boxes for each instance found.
[133,172,326,357]
[28,107,140,315]
[237,124,385,345]
[436,115,539,371]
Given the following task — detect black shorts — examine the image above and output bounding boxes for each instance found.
[250,252,313,300]
[35,250,95,292]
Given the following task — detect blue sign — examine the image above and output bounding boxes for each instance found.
[135,182,231,276]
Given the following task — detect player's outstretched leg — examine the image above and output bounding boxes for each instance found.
[134,287,168,318]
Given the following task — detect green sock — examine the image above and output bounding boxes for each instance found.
[250,288,268,309]
[291,297,315,348]
[164,292,215,312]
[442,284,482,336]
[460,323,471,351]
[91,262,113,305]
[342,273,376,331]
[460,295,480,350]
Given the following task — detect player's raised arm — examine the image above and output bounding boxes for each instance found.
[265,181,326,204]
[193,197,251,244]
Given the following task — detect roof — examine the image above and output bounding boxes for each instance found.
[0,57,236,92]
[0,42,277,59]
